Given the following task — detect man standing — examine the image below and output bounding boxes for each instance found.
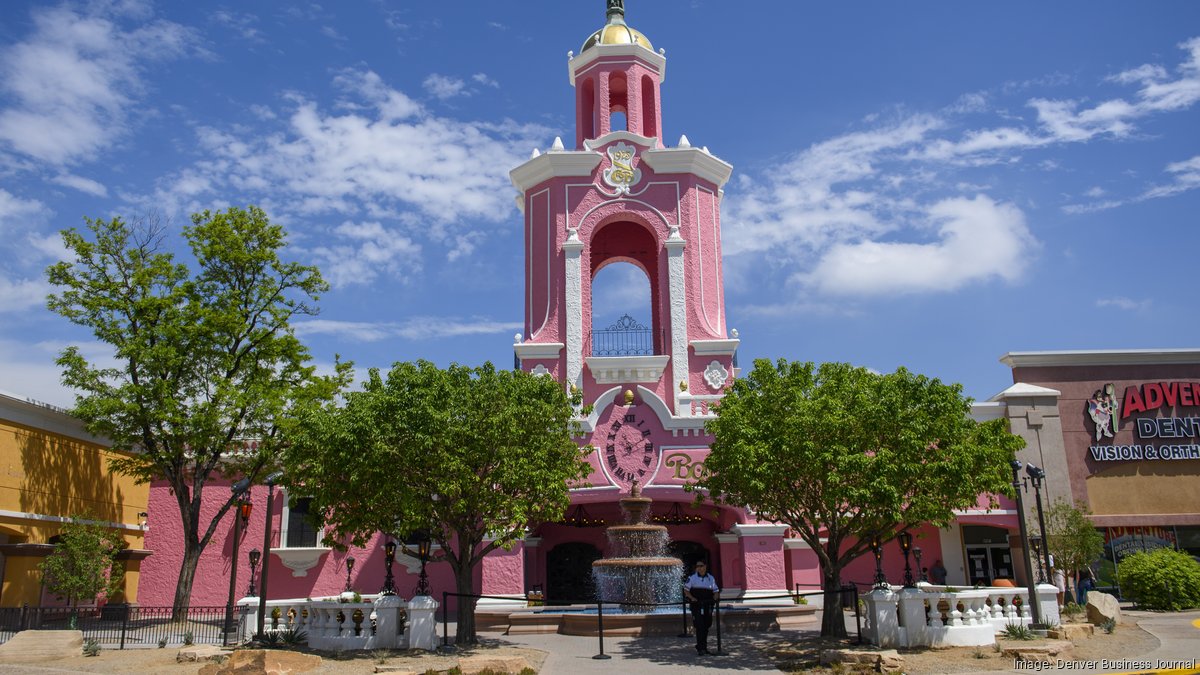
[683,560,719,655]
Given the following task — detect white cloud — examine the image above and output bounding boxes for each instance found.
[308,220,422,287]
[1096,297,1151,311]
[0,3,198,166]
[423,74,468,100]
[799,195,1034,296]
[1085,186,1106,198]
[295,317,522,342]
[1063,153,1200,213]
[51,173,108,197]
[0,275,50,313]
[211,10,262,42]
[0,189,44,230]
[472,73,500,88]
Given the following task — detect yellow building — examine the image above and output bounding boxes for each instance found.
[0,390,149,607]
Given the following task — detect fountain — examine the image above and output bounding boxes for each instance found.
[591,480,684,612]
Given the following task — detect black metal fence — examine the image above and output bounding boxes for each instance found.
[0,605,241,648]
[592,314,656,356]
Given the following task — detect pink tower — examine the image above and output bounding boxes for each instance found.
[505,1,786,604]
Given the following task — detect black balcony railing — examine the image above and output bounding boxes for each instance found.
[592,314,654,356]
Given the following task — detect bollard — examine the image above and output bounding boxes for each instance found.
[678,599,689,638]
[712,597,725,656]
[593,600,611,659]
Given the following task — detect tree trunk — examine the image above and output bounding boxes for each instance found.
[820,567,848,638]
[453,568,478,645]
[172,543,203,621]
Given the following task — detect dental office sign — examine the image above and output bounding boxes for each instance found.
[1088,381,1200,462]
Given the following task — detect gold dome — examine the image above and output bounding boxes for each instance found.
[581,23,653,52]
[581,0,652,52]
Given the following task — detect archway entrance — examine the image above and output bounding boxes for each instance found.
[546,542,601,605]
[667,540,711,577]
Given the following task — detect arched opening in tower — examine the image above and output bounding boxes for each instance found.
[588,220,661,356]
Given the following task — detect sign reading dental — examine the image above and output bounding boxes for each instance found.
[1088,381,1200,462]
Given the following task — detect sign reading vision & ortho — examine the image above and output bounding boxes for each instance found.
[1089,381,1200,462]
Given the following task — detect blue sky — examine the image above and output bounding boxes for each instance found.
[2,0,1199,408]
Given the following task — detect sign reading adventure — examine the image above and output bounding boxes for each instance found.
[1088,381,1200,462]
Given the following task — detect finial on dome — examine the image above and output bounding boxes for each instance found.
[606,0,625,21]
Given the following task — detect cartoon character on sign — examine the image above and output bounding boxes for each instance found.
[1087,383,1120,441]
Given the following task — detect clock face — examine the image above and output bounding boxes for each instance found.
[602,410,655,486]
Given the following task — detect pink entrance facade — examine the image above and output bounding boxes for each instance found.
[136,2,1023,610]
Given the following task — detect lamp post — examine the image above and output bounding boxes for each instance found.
[414,535,432,596]
[898,532,915,588]
[223,477,253,645]
[247,548,261,596]
[1026,463,1053,589]
[344,556,356,593]
[913,546,926,583]
[1030,535,1045,584]
[256,471,283,639]
[870,533,887,589]
[381,540,398,596]
[1010,460,1043,627]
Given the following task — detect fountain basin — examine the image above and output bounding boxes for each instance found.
[477,604,820,636]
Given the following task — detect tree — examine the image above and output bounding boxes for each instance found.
[46,207,350,617]
[695,359,1023,637]
[1041,498,1104,599]
[40,517,125,609]
[283,360,592,644]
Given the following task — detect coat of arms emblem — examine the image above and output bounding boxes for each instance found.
[602,142,642,194]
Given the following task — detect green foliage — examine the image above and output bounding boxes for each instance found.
[182,630,194,646]
[45,208,350,611]
[83,638,101,656]
[284,360,591,645]
[157,637,168,648]
[1102,618,1116,634]
[1061,602,1084,620]
[1116,547,1200,610]
[39,516,125,607]
[1042,499,1105,588]
[277,627,307,646]
[1002,622,1036,640]
[696,359,1023,636]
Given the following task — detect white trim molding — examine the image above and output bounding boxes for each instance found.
[510,152,602,194]
[568,45,666,85]
[987,383,1061,402]
[731,523,789,537]
[641,147,733,188]
[585,355,670,384]
[514,342,565,360]
[273,547,330,578]
[564,230,585,393]
[0,509,142,532]
[783,539,812,550]
[689,339,739,356]
[1000,348,1200,368]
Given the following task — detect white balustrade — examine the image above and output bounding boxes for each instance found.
[863,583,1056,649]
[236,594,439,651]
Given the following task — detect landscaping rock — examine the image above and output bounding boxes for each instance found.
[820,648,903,673]
[457,655,532,674]
[1001,640,1073,664]
[1086,592,1121,626]
[0,630,84,662]
[1048,624,1094,640]
[372,668,420,675]
[177,644,227,662]
[198,648,321,675]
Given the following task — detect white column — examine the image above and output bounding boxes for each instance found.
[238,596,258,642]
[372,595,406,649]
[863,588,900,648]
[563,228,585,392]
[897,589,927,648]
[665,234,688,414]
[406,595,440,651]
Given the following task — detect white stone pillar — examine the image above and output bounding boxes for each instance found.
[372,595,406,649]
[563,228,585,392]
[237,596,258,642]
[897,589,927,648]
[1036,583,1060,626]
[665,233,687,414]
[407,595,440,651]
[863,588,900,648]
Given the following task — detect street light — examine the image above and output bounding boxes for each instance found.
[414,534,432,597]
[256,471,283,639]
[870,533,887,589]
[1010,460,1043,627]
[1025,463,1052,588]
[1030,534,1045,584]
[898,532,915,588]
[381,540,398,596]
[247,548,261,596]
[344,556,356,593]
[224,477,252,645]
[913,547,926,583]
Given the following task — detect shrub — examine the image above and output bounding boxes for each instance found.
[1116,548,1200,610]
[157,636,168,648]
[1102,618,1116,634]
[1002,622,1036,640]
[83,638,100,657]
[277,627,308,646]
[182,630,194,646]
[1061,602,1084,620]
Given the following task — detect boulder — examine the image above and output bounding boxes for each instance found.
[457,655,532,674]
[1086,592,1121,626]
[372,668,420,675]
[0,630,83,662]
[1048,624,1094,640]
[820,648,903,673]
[1001,640,1073,664]
[178,644,228,662]
[198,648,322,675]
